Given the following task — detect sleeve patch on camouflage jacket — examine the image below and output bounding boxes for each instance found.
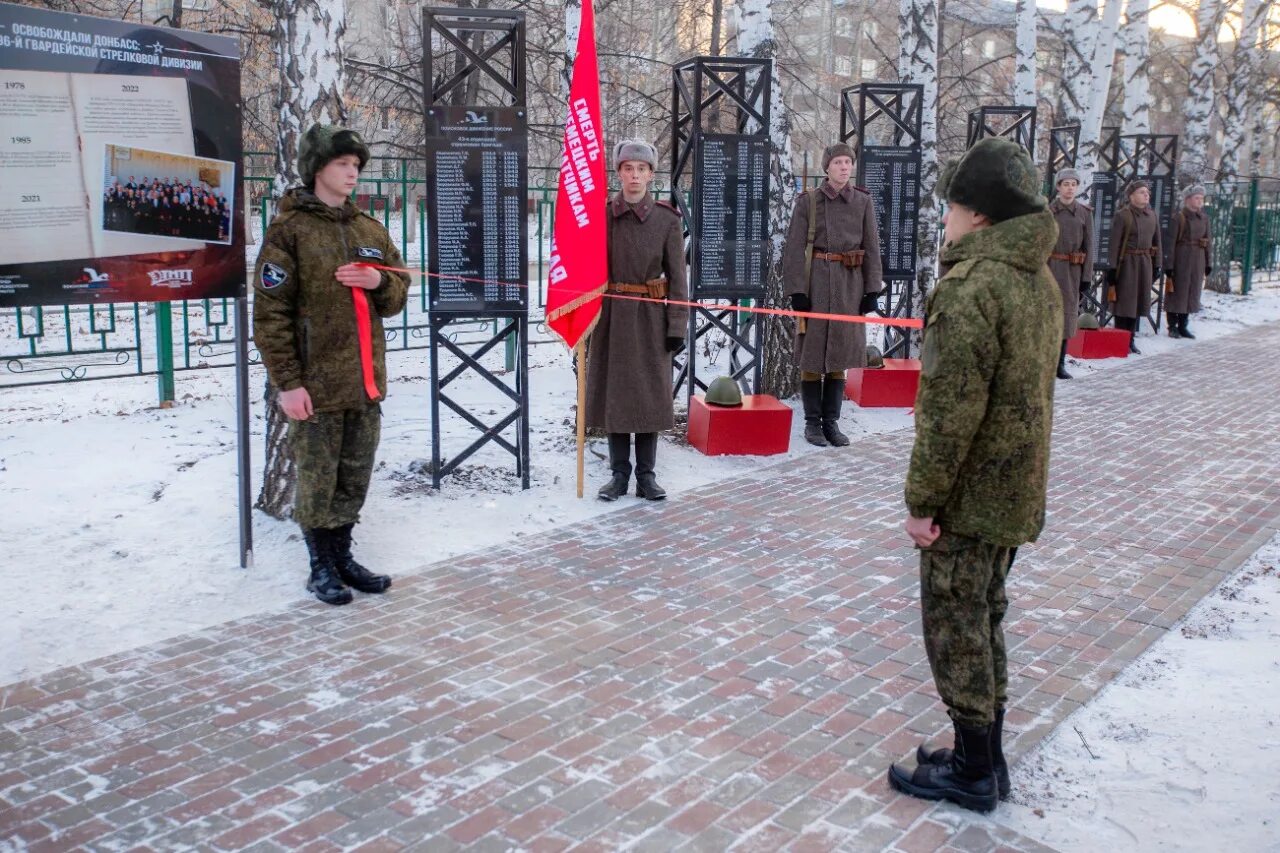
[357,247,384,259]
[260,262,288,289]
[921,312,944,378]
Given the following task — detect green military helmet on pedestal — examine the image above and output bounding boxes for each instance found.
[705,376,744,407]
[865,345,884,368]
[1077,312,1100,330]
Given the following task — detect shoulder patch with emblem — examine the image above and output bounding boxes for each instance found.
[260,262,288,289]
[356,247,384,260]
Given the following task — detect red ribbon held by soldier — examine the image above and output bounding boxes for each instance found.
[353,263,924,330]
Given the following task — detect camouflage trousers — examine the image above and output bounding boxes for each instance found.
[919,533,1017,727]
[289,404,381,529]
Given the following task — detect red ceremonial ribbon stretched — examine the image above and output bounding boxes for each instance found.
[350,288,381,401]
[355,263,924,330]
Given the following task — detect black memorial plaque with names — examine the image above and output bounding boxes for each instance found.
[858,146,921,279]
[1146,174,1176,253]
[1091,172,1119,268]
[426,105,527,313]
[693,135,769,299]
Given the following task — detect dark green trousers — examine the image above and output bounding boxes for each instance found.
[289,404,381,529]
[919,533,1017,727]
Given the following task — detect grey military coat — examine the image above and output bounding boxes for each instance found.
[1164,207,1213,314]
[1048,198,1094,339]
[1108,203,1162,320]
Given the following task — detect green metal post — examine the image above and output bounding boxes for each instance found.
[1242,178,1260,294]
[155,302,175,403]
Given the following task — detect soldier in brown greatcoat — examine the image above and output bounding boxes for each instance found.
[1047,168,1094,379]
[586,139,689,502]
[1106,180,1162,354]
[1164,184,1213,340]
[782,142,884,447]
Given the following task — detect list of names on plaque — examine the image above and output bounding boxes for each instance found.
[694,136,769,298]
[426,106,527,312]
[859,146,921,279]
[1090,173,1118,267]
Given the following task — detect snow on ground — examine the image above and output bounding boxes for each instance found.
[985,532,1280,852]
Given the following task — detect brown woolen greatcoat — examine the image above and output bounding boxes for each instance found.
[585,193,689,434]
[1107,203,1162,319]
[782,181,884,373]
[1164,207,1212,314]
[1048,198,1094,339]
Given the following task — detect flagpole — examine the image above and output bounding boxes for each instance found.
[575,341,587,499]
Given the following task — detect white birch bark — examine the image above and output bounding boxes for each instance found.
[1014,0,1037,106]
[736,0,800,396]
[564,0,581,97]
[1220,0,1269,180]
[898,0,938,347]
[1077,0,1125,185]
[1120,0,1151,134]
[1060,0,1100,124]
[1181,0,1224,182]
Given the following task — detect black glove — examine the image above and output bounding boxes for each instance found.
[1206,265,1213,275]
[665,336,684,353]
[1166,268,1175,279]
[1106,268,1118,286]
[1153,267,1163,283]
[859,291,880,314]
[790,293,811,313]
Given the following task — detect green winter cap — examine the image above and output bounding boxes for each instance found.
[298,123,371,188]
[942,138,1047,223]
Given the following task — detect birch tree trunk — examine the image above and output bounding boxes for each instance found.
[1077,0,1124,185]
[899,0,939,349]
[1014,0,1037,107]
[736,0,800,398]
[1181,0,1223,183]
[1059,0,1100,124]
[257,0,348,522]
[1120,0,1151,134]
[1219,0,1268,180]
[564,0,581,96]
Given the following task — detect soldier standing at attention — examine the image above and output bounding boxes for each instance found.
[586,140,689,502]
[1164,185,1213,339]
[782,143,884,446]
[253,124,410,606]
[887,138,1061,813]
[1047,168,1094,379]
[1106,180,1162,354]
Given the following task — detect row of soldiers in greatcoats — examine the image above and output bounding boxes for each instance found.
[1048,171,1213,373]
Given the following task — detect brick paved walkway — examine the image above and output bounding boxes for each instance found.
[4,325,1280,853]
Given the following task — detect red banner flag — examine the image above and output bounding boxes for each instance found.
[545,0,607,350]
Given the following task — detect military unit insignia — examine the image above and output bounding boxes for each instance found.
[261,262,288,289]
[357,247,384,260]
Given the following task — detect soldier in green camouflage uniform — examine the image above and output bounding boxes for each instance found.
[253,124,410,605]
[887,138,1061,813]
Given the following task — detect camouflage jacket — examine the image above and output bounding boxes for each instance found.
[905,210,1062,547]
[252,189,410,413]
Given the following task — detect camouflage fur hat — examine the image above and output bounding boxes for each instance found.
[298,124,371,188]
[614,139,657,170]
[942,138,1046,223]
[822,142,855,171]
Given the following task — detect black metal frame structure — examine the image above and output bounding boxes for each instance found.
[1045,124,1081,193]
[670,56,771,403]
[423,7,530,489]
[966,105,1037,154]
[1118,134,1179,332]
[840,82,923,359]
[1082,126,1122,325]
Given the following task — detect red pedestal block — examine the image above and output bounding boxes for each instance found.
[687,394,793,456]
[1066,328,1130,359]
[846,358,921,408]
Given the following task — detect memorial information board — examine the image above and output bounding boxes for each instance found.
[859,146,920,279]
[1091,172,1119,268]
[693,135,768,299]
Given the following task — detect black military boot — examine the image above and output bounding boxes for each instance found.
[889,719,998,813]
[917,706,1010,801]
[820,377,851,447]
[1179,313,1196,339]
[597,433,631,501]
[1120,317,1141,354]
[302,527,353,606]
[331,523,392,593]
[1167,312,1183,338]
[801,380,826,446]
[1056,341,1072,379]
[633,432,667,501]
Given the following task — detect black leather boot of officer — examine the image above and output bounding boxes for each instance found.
[820,376,851,446]
[1167,311,1183,338]
[1179,313,1196,339]
[1056,341,1072,379]
[917,706,1010,800]
[332,523,392,593]
[302,527,353,606]
[633,432,667,500]
[801,379,827,446]
[597,432,631,501]
[889,719,998,813]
